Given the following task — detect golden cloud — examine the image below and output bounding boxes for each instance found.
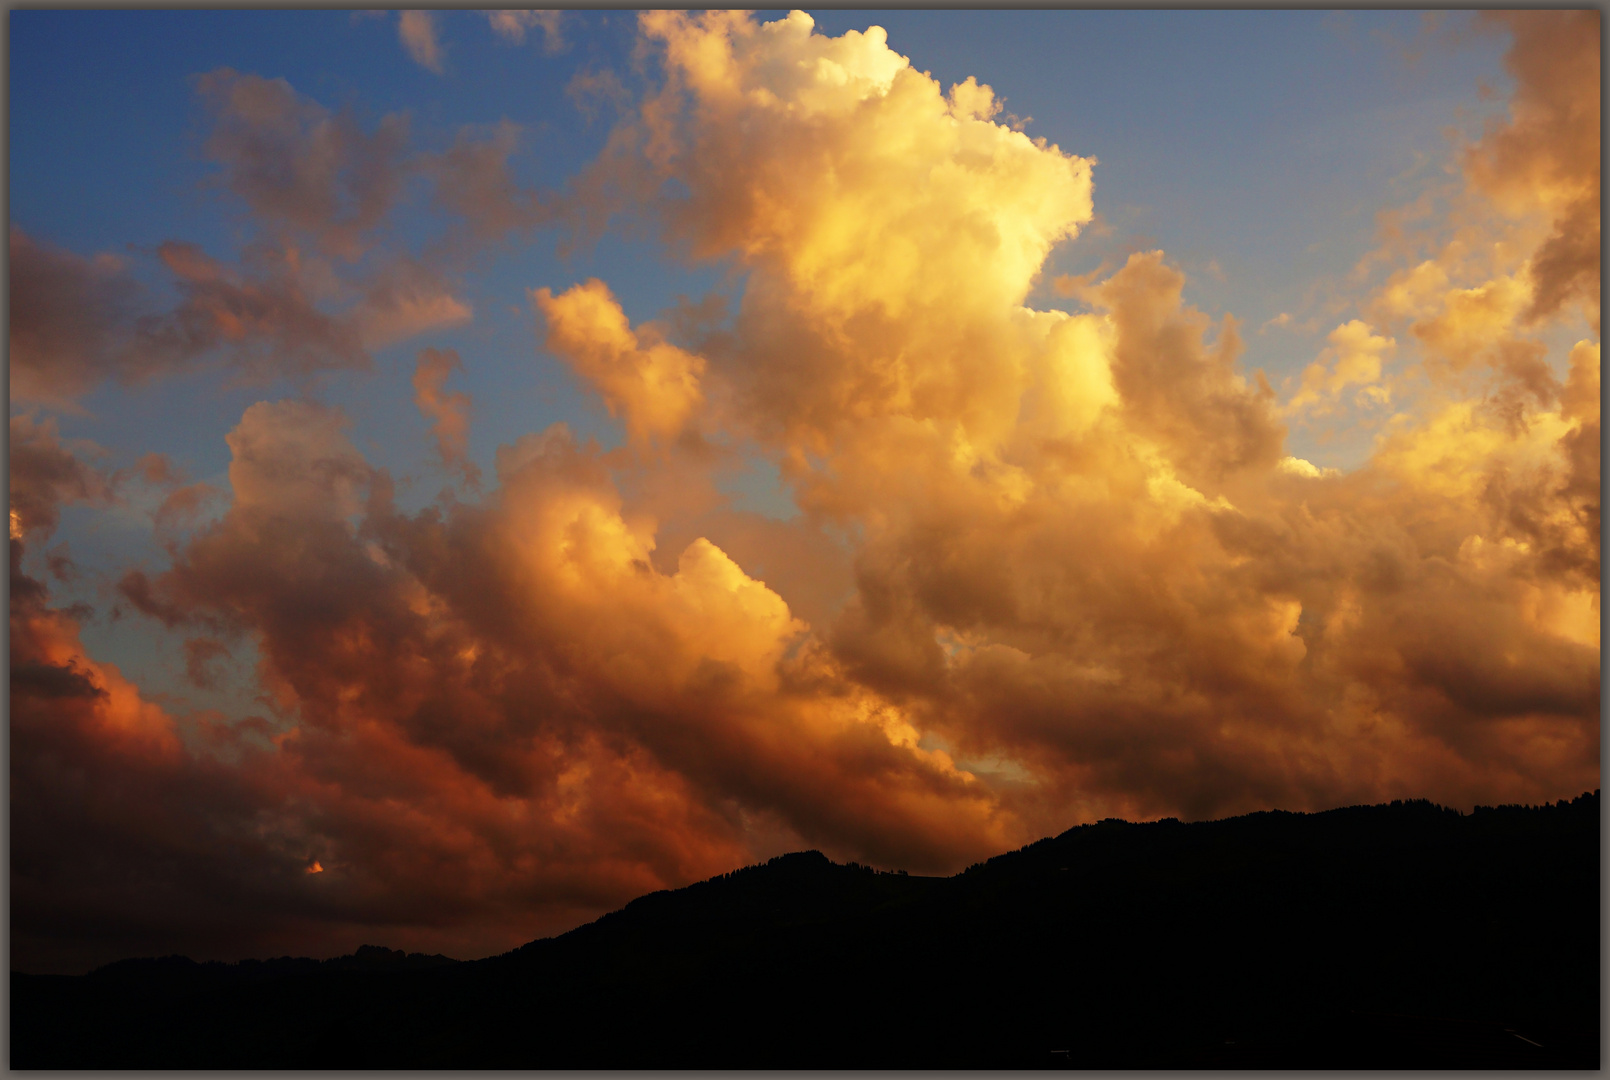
[9,11,1598,972]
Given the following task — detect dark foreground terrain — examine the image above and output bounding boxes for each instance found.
[12,791,1599,1068]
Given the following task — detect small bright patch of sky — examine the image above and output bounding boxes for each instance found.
[918,731,1035,787]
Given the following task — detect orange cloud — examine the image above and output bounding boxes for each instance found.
[533,280,706,450]
[413,347,480,485]
[1464,11,1600,329]
[1286,320,1396,417]
[9,11,1598,975]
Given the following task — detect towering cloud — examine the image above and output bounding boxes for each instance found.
[10,11,1599,973]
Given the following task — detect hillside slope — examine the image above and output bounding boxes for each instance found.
[12,792,1599,1068]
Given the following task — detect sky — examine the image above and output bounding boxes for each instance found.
[9,9,1600,974]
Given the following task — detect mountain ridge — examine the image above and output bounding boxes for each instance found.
[13,790,1599,1068]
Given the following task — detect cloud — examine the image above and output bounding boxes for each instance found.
[196,63,540,259]
[226,400,374,523]
[413,347,480,484]
[8,231,145,405]
[154,482,226,535]
[1335,11,1598,433]
[182,638,231,690]
[398,11,444,74]
[10,524,309,974]
[1089,252,1285,484]
[196,64,551,257]
[533,279,706,449]
[12,70,509,407]
[195,69,413,261]
[1464,11,1600,329]
[537,10,1593,834]
[9,415,114,536]
[10,396,998,970]
[150,241,372,377]
[427,121,550,241]
[1276,456,1338,479]
[352,258,473,349]
[9,228,383,405]
[487,10,564,53]
[10,10,1599,974]
[1329,8,1600,455]
[117,568,200,629]
[565,68,631,123]
[189,70,481,349]
[1285,319,1396,416]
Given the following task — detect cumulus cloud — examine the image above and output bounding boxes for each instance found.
[192,70,482,345]
[12,536,285,974]
[10,11,1599,974]
[533,279,706,449]
[12,397,988,970]
[154,482,226,535]
[533,8,1594,832]
[1088,252,1284,484]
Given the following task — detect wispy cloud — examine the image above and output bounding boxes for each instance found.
[398,10,444,74]
[487,9,564,53]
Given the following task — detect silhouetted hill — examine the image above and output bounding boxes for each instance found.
[89,944,458,987]
[12,792,1599,1068]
